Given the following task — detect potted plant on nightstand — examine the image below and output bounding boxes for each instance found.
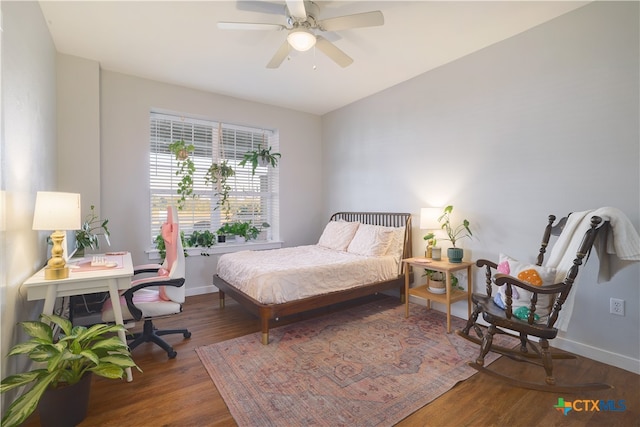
[239,145,281,176]
[434,205,472,263]
[0,314,139,427]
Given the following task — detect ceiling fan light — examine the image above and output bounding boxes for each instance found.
[287,28,316,52]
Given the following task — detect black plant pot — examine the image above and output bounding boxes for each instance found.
[217,235,226,243]
[38,373,92,427]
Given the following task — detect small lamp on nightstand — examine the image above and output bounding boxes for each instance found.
[32,191,81,280]
[420,207,441,259]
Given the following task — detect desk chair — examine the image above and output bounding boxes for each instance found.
[102,206,191,358]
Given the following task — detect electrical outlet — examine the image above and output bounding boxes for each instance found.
[610,298,625,316]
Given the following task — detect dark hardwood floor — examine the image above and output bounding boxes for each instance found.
[24,293,639,427]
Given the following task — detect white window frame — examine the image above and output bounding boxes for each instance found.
[149,112,279,247]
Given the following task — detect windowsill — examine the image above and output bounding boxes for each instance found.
[146,240,283,261]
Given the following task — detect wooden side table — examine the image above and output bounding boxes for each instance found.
[403,257,473,333]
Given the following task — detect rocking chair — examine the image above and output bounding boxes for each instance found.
[457,213,612,392]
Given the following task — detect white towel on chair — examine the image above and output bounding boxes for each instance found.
[545,207,640,331]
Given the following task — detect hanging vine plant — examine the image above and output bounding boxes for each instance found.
[239,144,281,176]
[205,160,235,217]
[168,139,196,210]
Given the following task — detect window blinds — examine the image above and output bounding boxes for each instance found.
[149,112,279,243]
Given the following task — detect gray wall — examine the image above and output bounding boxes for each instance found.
[322,1,639,372]
[97,71,323,294]
[1,0,58,412]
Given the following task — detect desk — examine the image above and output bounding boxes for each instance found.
[403,257,473,333]
[24,252,134,381]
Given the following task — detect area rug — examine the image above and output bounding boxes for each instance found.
[196,297,508,427]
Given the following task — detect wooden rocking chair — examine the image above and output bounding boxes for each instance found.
[457,213,612,392]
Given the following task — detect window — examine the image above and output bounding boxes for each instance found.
[149,112,279,243]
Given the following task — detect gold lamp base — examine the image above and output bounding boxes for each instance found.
[44,230,70,280]
[44,266,69,280]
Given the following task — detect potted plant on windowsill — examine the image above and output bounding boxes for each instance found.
[239,145,281,176]
[74,205,110,257]
[187,230,216,255]
[433,205,472,263]
[0,314,139,427]
[217,221,269,243]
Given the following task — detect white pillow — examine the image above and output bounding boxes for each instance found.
[385,227,406,260]
[317,221,359,251]
[495,253,558,318]
[347,224,396,257]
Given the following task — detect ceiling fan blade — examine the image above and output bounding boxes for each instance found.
[218,22,286,31]
[235,1,284,15]
[315,36,353,68]
[319,11,384,32]
[285,0,307,20]
[266,40,291,68]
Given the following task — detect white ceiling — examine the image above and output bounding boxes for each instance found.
[39,1,589,115]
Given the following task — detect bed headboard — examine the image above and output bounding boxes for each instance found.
[329,212,413,262]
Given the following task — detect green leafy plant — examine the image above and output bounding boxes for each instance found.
[205,161,235,216]
[186,230,216,255]
[0,314,139,427]
[423,233,437,247]
[423,270,462,290]
[217,221,269,241]
[168,140,196,210]
[434,205,472,248]
[75,205,110,252]
[239,145,281,176]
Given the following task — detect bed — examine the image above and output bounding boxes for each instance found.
[213,212,413,344]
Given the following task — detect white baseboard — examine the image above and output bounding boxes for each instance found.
[553,336,640,375]
[186,285,218,297]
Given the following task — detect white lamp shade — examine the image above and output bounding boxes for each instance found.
[287,28,316,52]
[420,207,441,230]
[32,191,81,231]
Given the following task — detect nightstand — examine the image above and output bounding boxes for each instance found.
[402,257,473,333]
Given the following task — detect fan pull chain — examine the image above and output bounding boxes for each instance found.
[313,46,317,70]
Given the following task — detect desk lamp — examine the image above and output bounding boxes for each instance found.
[420,207,441,259]
[32,191,81,280]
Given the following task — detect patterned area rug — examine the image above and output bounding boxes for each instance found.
[196,297,506,427]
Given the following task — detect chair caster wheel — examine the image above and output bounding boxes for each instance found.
[184,332,192,338]
[168,350,177,359]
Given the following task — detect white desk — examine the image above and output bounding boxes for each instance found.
[23,252,134,381]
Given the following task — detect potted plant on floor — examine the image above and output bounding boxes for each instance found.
[74,205,110,257]
[239,145,281,176]
[434,205,472,263]
[0,314,139,427]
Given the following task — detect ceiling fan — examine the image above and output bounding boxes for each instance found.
[217,0,384,68]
